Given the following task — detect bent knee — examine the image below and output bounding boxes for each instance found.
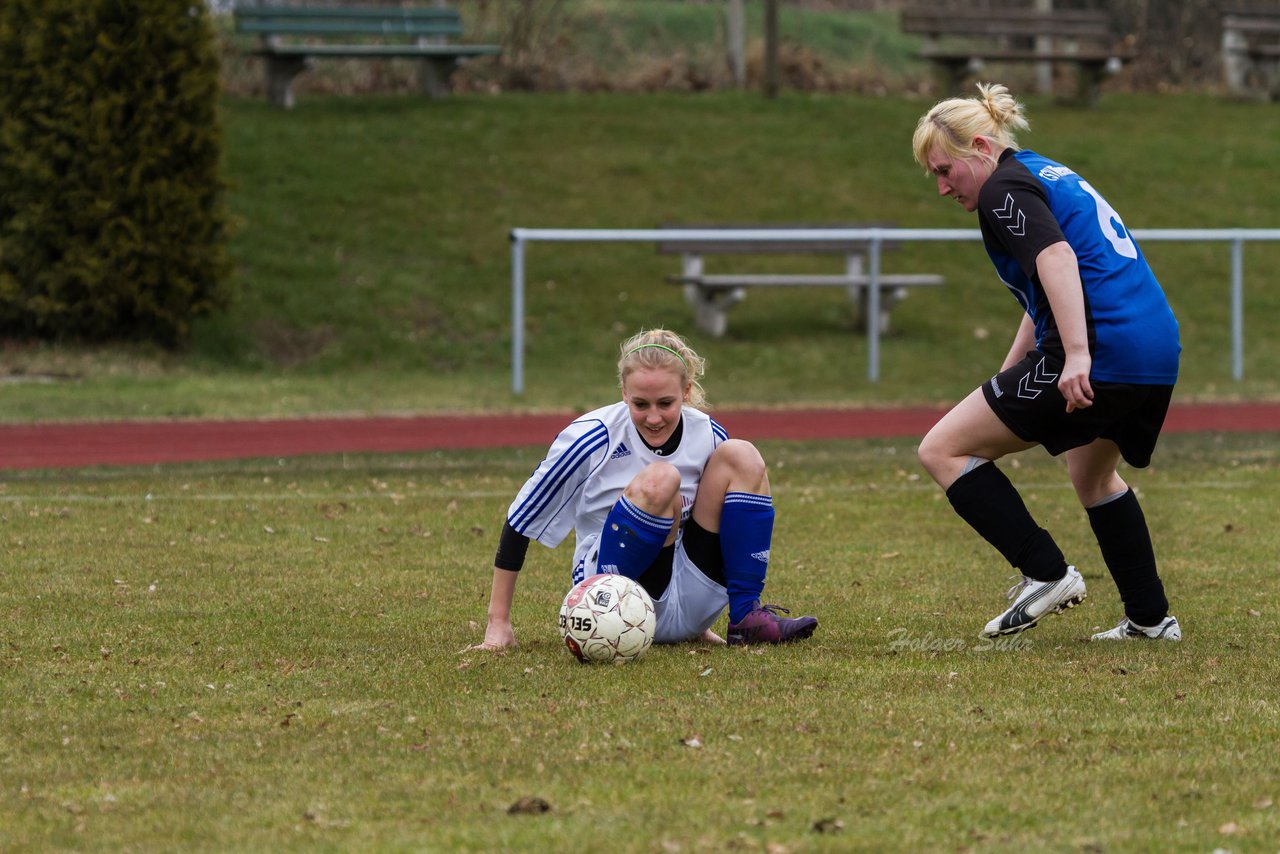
[627,461,682,506]
[917,429,948,474]
[917,428,983,487]
[712,439,767,478]
[1073,474,1128,508]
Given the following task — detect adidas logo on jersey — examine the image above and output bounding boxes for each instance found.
[610,442,632,460]
[751,550,770,563]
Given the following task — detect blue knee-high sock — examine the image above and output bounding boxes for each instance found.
[720,492,774,624]
[595,496,672,580]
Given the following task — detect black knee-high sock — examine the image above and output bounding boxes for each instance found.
[945,462,1067,582]
[1086,489,1168,626]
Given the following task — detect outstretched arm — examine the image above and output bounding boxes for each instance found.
[471,520,531,651]
[471,568,520,651]
[474,415,602,651]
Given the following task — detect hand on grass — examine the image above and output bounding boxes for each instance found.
[470,619,516,651]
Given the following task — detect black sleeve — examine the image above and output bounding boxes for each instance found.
[978,163,1067,277]
[494,521,531,572]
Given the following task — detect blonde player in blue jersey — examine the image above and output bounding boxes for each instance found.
[913,83,1182,642]
[470,328,817,651]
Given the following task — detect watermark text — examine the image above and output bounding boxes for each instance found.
[886,627,1034,654]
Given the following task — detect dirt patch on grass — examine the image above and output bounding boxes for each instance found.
[253,320,338,368]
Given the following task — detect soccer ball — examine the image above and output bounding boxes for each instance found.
[559,574,656,664]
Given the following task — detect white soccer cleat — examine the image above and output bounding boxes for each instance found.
[980,565,1087,638]
[1090,615,1181,641]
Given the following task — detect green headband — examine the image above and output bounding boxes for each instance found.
[625,343,687,367]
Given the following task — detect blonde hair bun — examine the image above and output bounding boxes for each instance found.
[912,81,1029,171]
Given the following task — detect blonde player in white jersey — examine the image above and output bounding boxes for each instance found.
[471,328,818,650]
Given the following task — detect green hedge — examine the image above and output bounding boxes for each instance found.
[0,0,231,346]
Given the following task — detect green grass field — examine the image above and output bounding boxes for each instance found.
[5,23,1280,850]
[2,432,1277,851]
[3,91,1279,422]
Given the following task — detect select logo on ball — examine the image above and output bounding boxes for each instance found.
[558,574,656,664]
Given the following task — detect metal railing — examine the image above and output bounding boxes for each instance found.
[508,227,1280,395]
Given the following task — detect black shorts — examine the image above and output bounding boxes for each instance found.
[981,351,1174,468]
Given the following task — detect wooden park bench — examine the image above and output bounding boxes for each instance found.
[233,5,502,109]
[900,6,1135,105]
[1222,7,1280,100]
[656,226,944,339]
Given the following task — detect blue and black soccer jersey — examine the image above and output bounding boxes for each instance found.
[977,149,1180,385]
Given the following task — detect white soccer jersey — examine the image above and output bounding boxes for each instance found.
[506,401,728,583]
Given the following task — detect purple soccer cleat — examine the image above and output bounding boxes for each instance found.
[726,601,818,646]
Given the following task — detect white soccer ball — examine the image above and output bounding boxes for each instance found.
[558,574,656,664]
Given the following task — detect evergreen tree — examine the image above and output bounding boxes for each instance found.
[0,0,232,346]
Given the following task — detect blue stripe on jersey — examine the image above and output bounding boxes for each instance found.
[508,421,609,532]
[509,424,608,533]
[711,418,728,445]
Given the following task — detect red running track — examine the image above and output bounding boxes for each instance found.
[0,402,1276,471]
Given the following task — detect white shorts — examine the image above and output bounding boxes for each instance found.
[651,534,729,644]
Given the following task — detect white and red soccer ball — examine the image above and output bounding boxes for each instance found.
[559,574,656,664]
